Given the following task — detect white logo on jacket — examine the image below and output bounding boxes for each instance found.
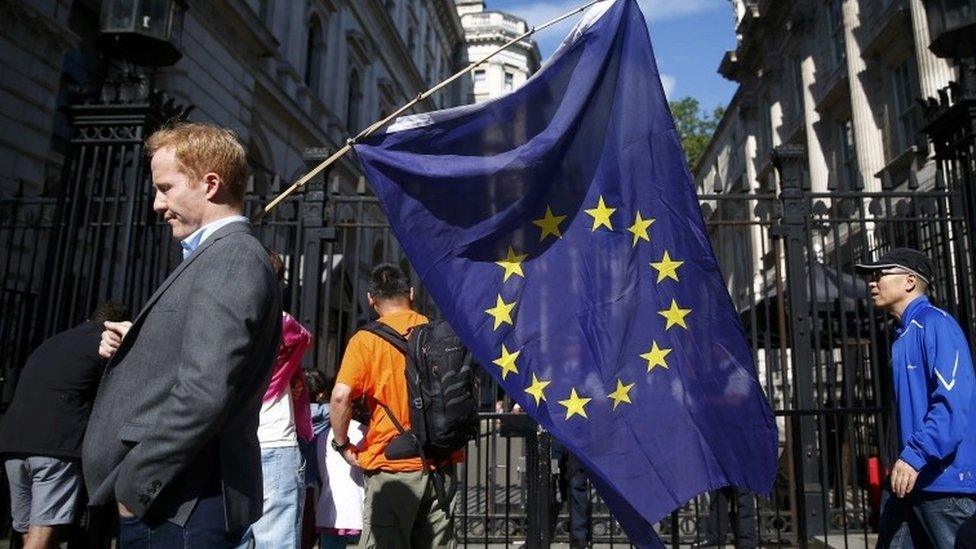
[934,351,960,392]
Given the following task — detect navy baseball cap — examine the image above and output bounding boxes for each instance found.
[855,247,934,284]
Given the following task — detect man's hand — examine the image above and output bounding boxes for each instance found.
[99,321,133,359]
[341,447,358,468]
[118,502,135,518]
[891,459,919,498]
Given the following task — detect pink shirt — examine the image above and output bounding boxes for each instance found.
[264,312,312,442]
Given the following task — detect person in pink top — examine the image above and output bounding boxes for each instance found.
[238,250,312,549]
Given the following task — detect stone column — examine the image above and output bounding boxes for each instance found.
[843,0,886,191]
[800,54,830,191]
[908,0,954,98]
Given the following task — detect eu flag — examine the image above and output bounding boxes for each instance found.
[353,0,778,545]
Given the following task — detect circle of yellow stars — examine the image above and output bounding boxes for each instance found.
[483,194,691,421]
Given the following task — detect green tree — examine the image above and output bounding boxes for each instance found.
[669,96,725,171]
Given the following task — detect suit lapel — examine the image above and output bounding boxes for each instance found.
[108,221,252,368]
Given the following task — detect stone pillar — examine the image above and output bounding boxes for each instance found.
[769,97,784,148]
[800,54,830,191]
[843,0,886,191]
[908,0,954,98]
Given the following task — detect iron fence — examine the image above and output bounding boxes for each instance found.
[2,101,976,548]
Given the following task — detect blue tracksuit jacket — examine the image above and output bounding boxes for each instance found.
[891,295,976,493]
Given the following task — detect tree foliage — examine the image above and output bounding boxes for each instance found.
[669,96,725,172]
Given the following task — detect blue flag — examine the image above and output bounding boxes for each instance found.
[353,0,777,545]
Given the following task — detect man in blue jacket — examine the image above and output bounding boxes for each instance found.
[856,248,976,548]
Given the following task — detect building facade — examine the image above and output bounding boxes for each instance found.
[0,0,471,198]
[456,0,540,103]
[0,0,472,386]
[696,0,955,196]
[694,0,958,304]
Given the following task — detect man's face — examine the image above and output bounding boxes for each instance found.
[151,147,208,240]
[868,269,912,311]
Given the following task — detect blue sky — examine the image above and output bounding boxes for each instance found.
[487,0,738,111]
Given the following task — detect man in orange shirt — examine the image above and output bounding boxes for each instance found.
[329,264,457,548]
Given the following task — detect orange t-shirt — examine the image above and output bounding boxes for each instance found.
[337,310,463,472]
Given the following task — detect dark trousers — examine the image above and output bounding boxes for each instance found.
[877,488,976,549]
[564,454,590,544]
[956,512,976,549]
[703,487,757,548]
[117,493,237,548]
[548,444,590,545]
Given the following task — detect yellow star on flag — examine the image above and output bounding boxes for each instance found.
[558,388,592,420]
[650,251,684,283]
[485,295,517,330]
[659,299,691,330]
[627,211,655,247]
[495,246,527,281]
[532,206,567,242]
[640,341,672,372]
[607,379,635,410]
[584,196,616,231]
[492,344,520,380]
[524,373,551,406]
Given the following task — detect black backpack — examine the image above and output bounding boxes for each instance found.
[360,319,480,461]
[361,319,480,512]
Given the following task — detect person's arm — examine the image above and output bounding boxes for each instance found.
[896,313,974,490]
[113,244,279,518]
[330,382,357,467]
[330,333,367,468]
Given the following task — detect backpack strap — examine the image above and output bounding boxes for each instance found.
[360,321,408,356]
[357,322,413,442]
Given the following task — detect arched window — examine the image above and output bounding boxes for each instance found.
[304,15,323,93]
[347,69,362,131]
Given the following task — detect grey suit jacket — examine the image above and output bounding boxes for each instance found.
[82,221,281,533]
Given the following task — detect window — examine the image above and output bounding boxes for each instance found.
[827,0,846,70]
[504,72,514,91]
[347,69,362,131]
[890,60,919,155]
[791,58,804,120]
[473,70,485,83]
[837,118,857,189]
[304,15,323,93]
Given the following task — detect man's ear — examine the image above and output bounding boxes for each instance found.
[409,287,415,302]
[367,292,375,308]
[905,274,918,293]
[202,172,222,199]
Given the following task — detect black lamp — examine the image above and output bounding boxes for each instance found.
[99,0,187,67]
[922,0,976,59]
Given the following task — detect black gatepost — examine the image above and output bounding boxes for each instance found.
[297,147,336,372]
[772,144,826,545]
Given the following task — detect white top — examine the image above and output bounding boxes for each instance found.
[257,384,297,448]
[316,422,366,530]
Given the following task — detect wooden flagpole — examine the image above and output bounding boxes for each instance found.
[256,0,604,220]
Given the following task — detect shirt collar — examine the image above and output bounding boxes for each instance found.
[180,215,248,259]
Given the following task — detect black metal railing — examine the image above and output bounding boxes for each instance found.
[3,98,976,548]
